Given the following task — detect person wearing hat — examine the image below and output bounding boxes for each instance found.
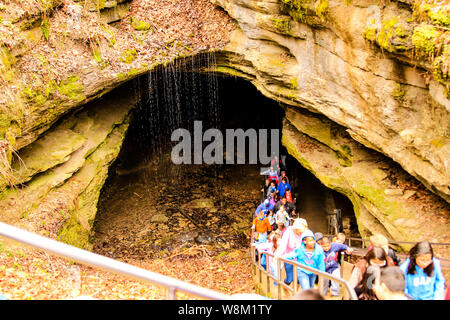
[368,233,401,266]
[254,199,274,217]
[283,229,325,289]
[315,232,324,245]
[252,208,272,243]
[274,218,310,286]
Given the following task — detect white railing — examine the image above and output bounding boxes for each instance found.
[250,231,358,300]
[0,222,232,300]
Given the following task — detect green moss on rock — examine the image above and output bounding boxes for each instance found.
[393,83,405,101]
[131,17,151,31]
[22,75,84,107]
[120,48,137,64]
[289,77,298,90]
[315,0,328,22]
[427,6,450,27]
[412,23,441,56]
[363,19,378,42]
[375,18,410,53]
[271,16,292,34]
[280,0,328,25]
[57,215,93,250]
[41,18,50,42]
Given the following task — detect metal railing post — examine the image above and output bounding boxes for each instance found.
[277,258,282,299]
[167,287,177,300]
[258,252,263,284]
[278,256,358,300]
[318,275,324,296]
[293,262,298,293]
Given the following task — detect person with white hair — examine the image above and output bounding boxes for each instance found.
[274,218,309,285]
[368,233,401,266]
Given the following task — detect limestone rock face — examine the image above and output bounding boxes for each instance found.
[282,107,449,253]
[0,84,137,249]
[211,0,450,203]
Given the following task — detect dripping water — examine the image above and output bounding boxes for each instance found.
[123,54,223,183]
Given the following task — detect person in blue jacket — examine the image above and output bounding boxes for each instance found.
[320,236,353,297]
[399,240,445,300]
[254,199,274,217]
[283,229,325,290]
[276,177,292,198]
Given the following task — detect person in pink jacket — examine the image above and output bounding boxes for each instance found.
[275,218,308,257]
[274,218,309,285]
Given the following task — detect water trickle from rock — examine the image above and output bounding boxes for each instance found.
[132,55,223,166]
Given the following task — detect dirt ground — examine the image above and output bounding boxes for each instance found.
[92,152,265,296]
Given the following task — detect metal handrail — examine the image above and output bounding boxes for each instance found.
[323,234,450,268]
[250,235,358,300]
[343,247,450,269]
[341,236,450,248]
[0,222,231,300]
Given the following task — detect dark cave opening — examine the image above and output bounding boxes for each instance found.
[93,66,358,250]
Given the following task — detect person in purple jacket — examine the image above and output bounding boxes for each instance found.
[321,236,353,297]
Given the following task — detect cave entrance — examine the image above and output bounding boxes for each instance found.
[285,154,358,236]
[92,66,285,260]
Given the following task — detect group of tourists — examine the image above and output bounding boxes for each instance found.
[251,157,448,300]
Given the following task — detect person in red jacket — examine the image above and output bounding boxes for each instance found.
[285,187,294,204]
[268,166,279,184]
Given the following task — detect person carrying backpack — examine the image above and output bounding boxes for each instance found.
[368,233,401,266]
[285,187,294,204]
[268,166,279,184]
[270,155,282,174]
[266,180,277,198]
[274,197,296,220]
[275,205,290,230]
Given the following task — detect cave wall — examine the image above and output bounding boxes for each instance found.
[283,107,449,252]
[0,0,235,191]
[209,0,449,247]
[211,0,449,202]
[0,0,236,248]
[0,83,136,249]
[0,0,448,249]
